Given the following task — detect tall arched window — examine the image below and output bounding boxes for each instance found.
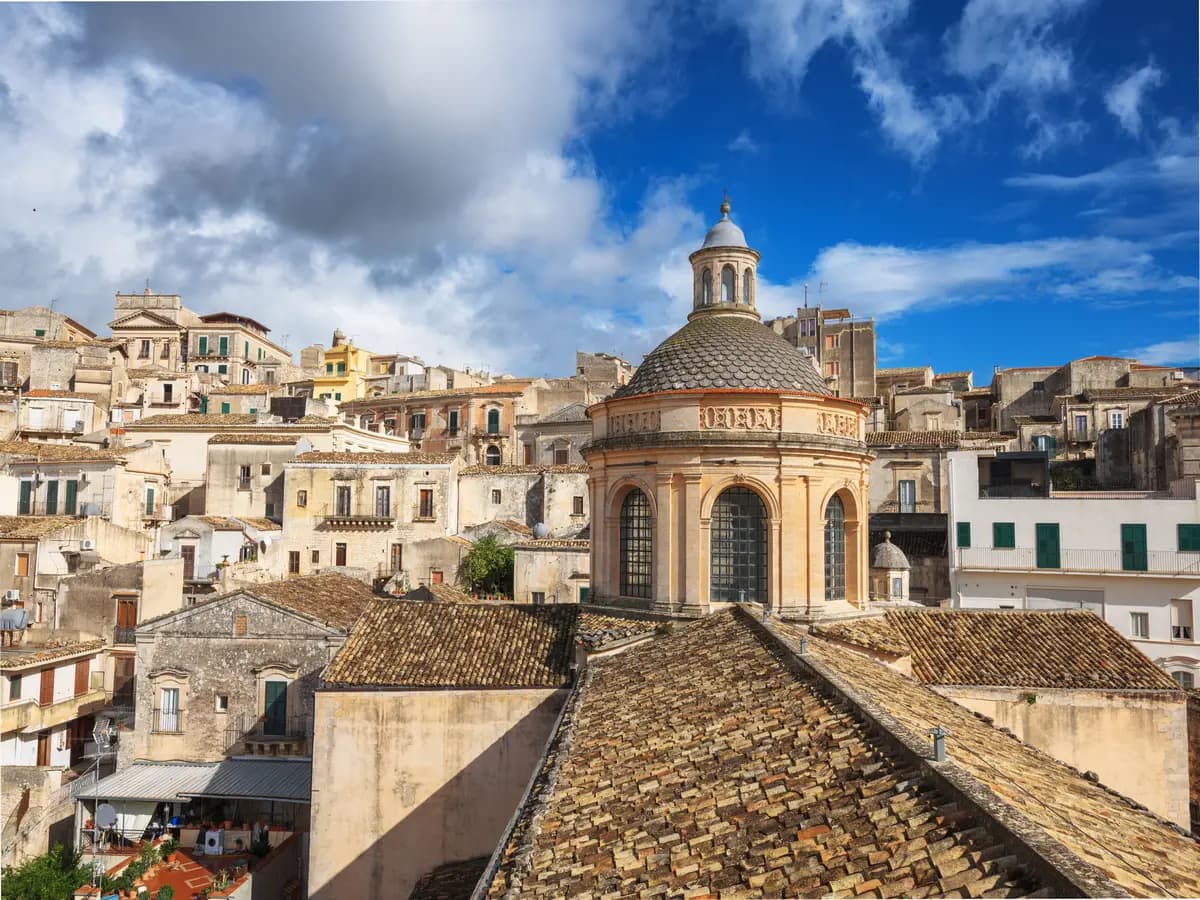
[486,408,501,434]
[485,445,501,466]
[702,268,713,305]
[824,495,846,602]
[721,265,735,303]
[619,488,653,599]
[743,267,753,306]
[710,487,767,603]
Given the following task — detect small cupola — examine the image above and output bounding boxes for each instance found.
[688,194,761,322]
[870,531,911,602]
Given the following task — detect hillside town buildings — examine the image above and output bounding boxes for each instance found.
[0,197,1197,898]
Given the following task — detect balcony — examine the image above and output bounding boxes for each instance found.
[113,625,137,645]
[1068,428,1098,444]
[956,547,1200,577]
[2,680,108,734]
[319,512,394,529]
[224,712,313,757]
[110,684,135,710]
[151,707,184,734]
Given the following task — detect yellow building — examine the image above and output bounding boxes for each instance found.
[311,329,375,402]
[584,198,873,619]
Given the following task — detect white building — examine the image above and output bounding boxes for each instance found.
[947,449,1200,687]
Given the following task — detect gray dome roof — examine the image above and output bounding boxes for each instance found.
[701,217,748,249]
[872,534,911,570]
[614,314,831,399]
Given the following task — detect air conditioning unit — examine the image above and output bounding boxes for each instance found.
[4,589,20,601]
[80,539,96,551]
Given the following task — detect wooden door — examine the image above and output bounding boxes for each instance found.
[73,660,89,697]
[431,569,444,584]
[39,668,53,706]
[180,545,195,580]
[263,681,288,736]
[334,543,347,566]
[36,731,50,767]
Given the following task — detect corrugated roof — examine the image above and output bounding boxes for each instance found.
[80,759,312,803]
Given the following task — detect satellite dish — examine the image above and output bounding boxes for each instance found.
[92,717,117,751]
[533,522,549,539]
[96,804,118,829]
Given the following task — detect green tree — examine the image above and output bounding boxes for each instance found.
[459,535,514,595]
[0,843,92,900]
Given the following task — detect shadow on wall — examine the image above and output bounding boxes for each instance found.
[310,691,567,900]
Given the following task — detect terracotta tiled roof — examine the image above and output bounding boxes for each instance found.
[208,384,272,395]
[536,402,588,424]
[129,413,258,427]
[576,611,660,650]
[0,515,82,539]
[812,615,911,656]
[1075,355,1133,362]
[934,371,971,379]
[498,520,534,537]
[126,366,178,378]
[774,625,1200,897]
[894,385,952,395]
[1011,415,1058,425]
[513,539,589,550]
[234,574,376,632]
[409,857,490,900]
[877,366,931,376]
[821,609,1179,691]
[22,389,95,400]
[0,440,122,462]
[196,516,245,531]
[324,601,578,687]
[0,638,106,672]
[613,314,830,399]
[1162,388,1200,406]
[866,430,961,448]
[1081,386,1193,401]
[960,431,1011,442]
[404,583,475,604]
[235,517,281,532]
[486,610,1047,899]
[290,451,456,465]
[343,381,534,406]
[459,464,587,476]
[208,433,301,445]
[959,387,993,398]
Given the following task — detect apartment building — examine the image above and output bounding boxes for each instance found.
[187,312,290,386]
[766,305,876,398]
[109,288,200,373]
[947,448,1200,687]
[309,329,375,402]
[16,391,99,442]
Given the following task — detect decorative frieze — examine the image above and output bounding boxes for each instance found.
[700,406,781,431]
[608,410,661,436]
[817,412,858,439]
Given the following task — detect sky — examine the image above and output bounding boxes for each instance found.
[1,1,1196,382]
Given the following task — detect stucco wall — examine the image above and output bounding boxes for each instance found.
[935,685,1189,828]
[307,687,567,900]
[513,548,590,603]
[205,443,297,519]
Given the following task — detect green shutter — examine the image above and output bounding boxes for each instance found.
[198,336,208,355]
[199,396,208,413]
[337,362,345,374]
[64,480,78,515]
[956,522,971,548]
[1179,524,1200,552]
[1121,524,1147,571]
[579,586,590,604]
[145,487,155,516]
[993,523,1015,549]
[18,481,31,515]
[220,402,231,414]
[1035,523,1060,569]
[244,341,249,358]
[248,407,257,415]
[219,336,229,356]
[45,481,58,515]
[326,363,333,374]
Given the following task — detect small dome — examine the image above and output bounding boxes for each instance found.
[871,532,910,570]
[700,195,748,249]
[614,314,831,399]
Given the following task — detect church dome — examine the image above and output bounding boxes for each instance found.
[871,533,911,570]
[614,314,831,399]
[700,198,748,249]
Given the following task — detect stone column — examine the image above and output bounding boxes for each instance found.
[651,472,675,615]
[680,473,705,615]
[777,474,806,618]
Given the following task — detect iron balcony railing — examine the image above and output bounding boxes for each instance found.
[956,547,1200,576]
[151,707,184,734]
[224,712,313,752]
[110,685,135,710]
[113,625,136,645]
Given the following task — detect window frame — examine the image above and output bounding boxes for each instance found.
[992,522,1016,549]
[956,522,971,548]
[619,489,653,599]
[1129,611,1149,639]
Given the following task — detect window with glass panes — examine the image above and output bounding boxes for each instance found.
[709,488,767,603]
[619,489,653,599]
[824,495,846,602]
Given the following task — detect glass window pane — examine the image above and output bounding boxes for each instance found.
[619,489,653,599]
[824,495,846,602]
[710,487,767,603]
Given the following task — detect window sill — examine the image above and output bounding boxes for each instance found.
[413,516,437,523]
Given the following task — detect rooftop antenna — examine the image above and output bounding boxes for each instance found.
[280,333,290,349]
[803,282,808,309]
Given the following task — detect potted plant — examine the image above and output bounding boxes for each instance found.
[212,868,232,891]
[156,887,175,900]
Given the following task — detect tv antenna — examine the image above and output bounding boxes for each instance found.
[89,717,119,888]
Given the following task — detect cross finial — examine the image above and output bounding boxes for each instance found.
[720,189,731,218]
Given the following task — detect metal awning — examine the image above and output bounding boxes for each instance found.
[78,759,311,804]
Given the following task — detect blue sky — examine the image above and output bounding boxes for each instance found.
[0,1,1196,381]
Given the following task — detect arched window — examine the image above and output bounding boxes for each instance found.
[743,267,753,306]
[619,489,653,599]
[721,265,735,303]
[486,408,500,434]
[824,495,846,602]
[710,487,767,603]
[485,445,501,466]
[702,269,713,306]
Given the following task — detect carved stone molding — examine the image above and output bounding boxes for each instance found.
[609,410,661,436]
[700,406,781,431]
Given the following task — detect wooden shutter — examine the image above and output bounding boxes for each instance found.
[74,660,89,697]
[39,668,54,706]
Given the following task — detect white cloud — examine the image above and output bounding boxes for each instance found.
[1123,339,1200,366]
[728,130,760,154]
[1105,61,1166,136]
[799,235,1196,319]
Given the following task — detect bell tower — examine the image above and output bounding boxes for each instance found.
[688,195,761,321]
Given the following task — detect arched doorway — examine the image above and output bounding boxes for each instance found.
[710,487,767,603]
[824,495,846,602]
